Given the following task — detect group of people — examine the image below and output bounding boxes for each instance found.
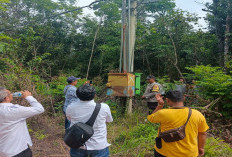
[142,76,208,157]
[0,75,209,157]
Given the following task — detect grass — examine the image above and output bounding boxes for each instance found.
[107,109,232,157]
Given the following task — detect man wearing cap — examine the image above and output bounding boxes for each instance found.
[63,76,80,130]
[66,84,113,157]
[142,75,163,115]
[147,90,209,157]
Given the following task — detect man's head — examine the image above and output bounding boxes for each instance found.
[192,79,196,84]
[165,90,184,106]
[76,84,96,101]
[67,76,80,86]
[0,87,13,103]
[146,75,155,83]
[179,78,184,83]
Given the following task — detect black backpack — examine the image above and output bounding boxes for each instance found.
[64,103,101,149]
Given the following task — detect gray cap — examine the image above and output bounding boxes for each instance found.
[67,76,80,83]
[146,75,155,80]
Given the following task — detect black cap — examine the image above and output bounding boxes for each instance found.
[76,84,96,101]
[67,76,80,83]
[146,75,155,80]
[166,90,184,102]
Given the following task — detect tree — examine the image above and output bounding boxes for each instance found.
[204,0,232,69]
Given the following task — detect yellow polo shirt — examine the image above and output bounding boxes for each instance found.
[147,108,209,157]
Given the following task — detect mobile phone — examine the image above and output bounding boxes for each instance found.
[161,94,166,97]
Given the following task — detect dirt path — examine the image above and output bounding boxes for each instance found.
[29,116,70,157]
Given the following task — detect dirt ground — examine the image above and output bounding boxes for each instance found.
[30,115,70,157]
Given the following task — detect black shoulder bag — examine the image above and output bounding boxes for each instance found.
[64,103,101,149]
[156,108,192,149]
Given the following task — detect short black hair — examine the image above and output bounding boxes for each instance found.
[76,84,96,101]
[67,81,73,84]
[166,90,184,102]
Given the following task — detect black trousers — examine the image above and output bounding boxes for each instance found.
[147,102,158,115]
[154,149,166,157]
[13,147,33,157]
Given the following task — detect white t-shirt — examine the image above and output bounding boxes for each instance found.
[66,100,113,150]
[0,96,44,157]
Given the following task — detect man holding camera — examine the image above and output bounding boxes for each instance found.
[0,87,44,157]
[147,90,208,157]
[66,84,113,157]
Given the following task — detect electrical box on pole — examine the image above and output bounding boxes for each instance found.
[106,0,139,96]
[106,0,144,114]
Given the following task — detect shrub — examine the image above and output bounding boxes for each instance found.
[186,65,232,116]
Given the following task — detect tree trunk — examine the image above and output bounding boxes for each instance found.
[145,51,152,75]
[86,21,101,80]
[166,26,184,79]
[224,0,231,73]
[213,0,225,67]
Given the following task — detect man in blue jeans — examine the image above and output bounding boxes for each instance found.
[66,84,113,157]
[63,76,80,130]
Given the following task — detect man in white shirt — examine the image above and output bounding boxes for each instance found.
[0,87,45,157]
[66,84,113,157]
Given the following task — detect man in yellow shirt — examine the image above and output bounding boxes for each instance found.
[147,90,209,157]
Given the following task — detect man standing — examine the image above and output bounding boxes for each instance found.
[63,76,80,130]
[0,87,44,157]
[147,90,208,157]
[142,75,163,114]
[66,84,113,157]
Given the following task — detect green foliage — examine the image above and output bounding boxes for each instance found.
[45,75,86,112]
[112,121,158,156]
[105,100,119,119]
[34,130,47,140]
[0,0,10,11]
[186,65,232,116]
[157,76,175,91]
[204,137,232,157]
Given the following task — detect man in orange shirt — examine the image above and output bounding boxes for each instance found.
[147,90,209,157]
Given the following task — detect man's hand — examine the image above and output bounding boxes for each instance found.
[198,148,204,156]
[155,94,164,105]
[141,96,146,99]
[21,91,32,98]
[198,132,207,157]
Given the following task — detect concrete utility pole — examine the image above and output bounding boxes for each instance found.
[119,0,138,114]
[119,0,159,114]
[127,0,137,114]
[128,0,137,73]
[120,0,137,73]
